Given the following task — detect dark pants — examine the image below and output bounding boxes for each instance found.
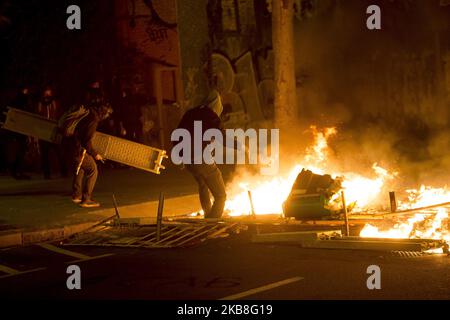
[40,141,68,178]
[72,153,98,201]
[186,163,226,218]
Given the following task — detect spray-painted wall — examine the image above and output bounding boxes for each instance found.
[184,0,276,128]
[114,0,180,101]
[115,0,450,130]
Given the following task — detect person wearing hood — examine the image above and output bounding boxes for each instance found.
[71,102,113,208]
[175,90,227,219]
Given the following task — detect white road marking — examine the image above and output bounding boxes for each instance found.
[38,243,113,263]
[219,276,304,300]
[0,264,46,279]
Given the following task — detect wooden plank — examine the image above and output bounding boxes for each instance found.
[301,239,426,252]
[252,230,342,244]
[382,201,450,217]
[343,236,442,244]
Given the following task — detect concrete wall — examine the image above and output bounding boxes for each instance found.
[176,0,211,109]
[294,0,450,128]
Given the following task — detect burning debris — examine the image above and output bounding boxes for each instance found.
[222,126,450,251]
[283,169,342,220]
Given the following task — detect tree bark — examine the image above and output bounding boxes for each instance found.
[272,0,297,130]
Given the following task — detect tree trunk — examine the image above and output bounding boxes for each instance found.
[272,0,297,130]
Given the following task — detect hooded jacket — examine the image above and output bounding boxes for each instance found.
[74,109,101,157]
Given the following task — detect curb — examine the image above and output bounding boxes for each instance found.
[0,221,99,248]
[0,194,201,249]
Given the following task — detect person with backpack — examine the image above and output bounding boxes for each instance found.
[175,90,227,219]
[69,102,113,208]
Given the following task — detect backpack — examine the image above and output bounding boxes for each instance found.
[58,104,90,137]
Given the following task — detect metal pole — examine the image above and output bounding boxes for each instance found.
[341,191,350,236]
[112,194,121,226]
[247,190,256,218]
[389,191,397,213]
[156,192,165,242]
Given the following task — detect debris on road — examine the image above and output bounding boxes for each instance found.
[63,221,245,249]
[252,230,341,244]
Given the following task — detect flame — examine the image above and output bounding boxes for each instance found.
[224,126,393,216]
[360,186,450,248]
[225,165,302,216]
[398,185,450,209]
[304,125,336,165]
[339,163,395,209]
[220,125,449,249]
[360,208,450,248]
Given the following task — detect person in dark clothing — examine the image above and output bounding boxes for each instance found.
[117,88,144,142]
[85,81,104,106]
[175,90,227,219]
[9,86,33,180]
[36,88,68,179]
[72,103,112,208]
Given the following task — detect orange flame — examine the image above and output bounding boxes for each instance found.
[221,125,449,248]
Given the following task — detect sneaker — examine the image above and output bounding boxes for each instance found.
[72,196,82,204]
[79,200,100,208]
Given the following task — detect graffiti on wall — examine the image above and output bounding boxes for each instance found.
[202,0,275,127]
[210,50,276,128]
[118,0,179,66]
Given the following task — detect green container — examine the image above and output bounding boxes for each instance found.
[283,193,333,220]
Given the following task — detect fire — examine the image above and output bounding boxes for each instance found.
[220,125,449,248]
[339,163,395,210]
[224,166,302,216]
[398,185,450,210]
[304,125,336,165]
[224,126,393,216]
[360,186,450,247]
[360,208,450,247]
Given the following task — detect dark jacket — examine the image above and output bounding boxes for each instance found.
[74,110,101,157]
[175,105,222,161]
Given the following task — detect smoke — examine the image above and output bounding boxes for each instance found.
[288,0,450,188]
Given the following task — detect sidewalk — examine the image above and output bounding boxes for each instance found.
[0,165,206,246]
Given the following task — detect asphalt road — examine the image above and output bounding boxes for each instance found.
[0,230,449,300]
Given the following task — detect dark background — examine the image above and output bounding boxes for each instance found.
[0,0,116,106]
